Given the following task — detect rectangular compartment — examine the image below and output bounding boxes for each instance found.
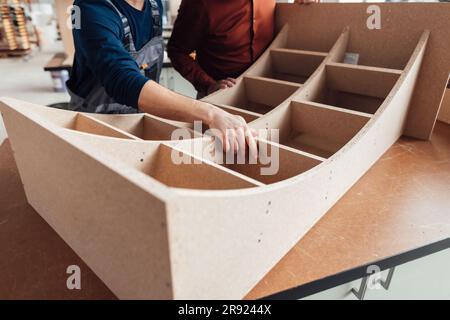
[310,62,401,114]
[253,48,327,85]
[141,144,260,190]
[279,101,372,158]
[212,76,300,114]
[64,114,136,139]
[222,141,323,185]
[93,114,197,141]
[340,36,420,70]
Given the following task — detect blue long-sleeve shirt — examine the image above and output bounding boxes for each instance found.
[67,0,163,109]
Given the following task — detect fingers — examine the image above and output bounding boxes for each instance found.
[221,79,236,88]
[245,127,258,162]
[209,79,237,95]
[249,127,258,138]
[208,79,235,94]
[231,117,258,162]
[207,127,227,154]
[208,107,258,159]
[224,128,237,153]
[235,126,247,161]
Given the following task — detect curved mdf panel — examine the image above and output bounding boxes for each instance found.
[439,88,450,124]
[1,3,446,300]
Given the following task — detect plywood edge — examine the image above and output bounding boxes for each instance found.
[293,100,373,119]
[402,30,444,139]
[326,61,403,75]
[271,48,328,57]
[143,113,195,131]
[383,30,430,124]
[0,97,76,130]
[213,103,263,123]
[257,137,327,163]
[244,75,303,89]
[72,114,143,140]
[438,88,450,124]
[90,112,196,135]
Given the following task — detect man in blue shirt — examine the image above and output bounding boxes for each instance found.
[67,0,256,154]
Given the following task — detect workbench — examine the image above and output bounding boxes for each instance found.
[0,121,449,300]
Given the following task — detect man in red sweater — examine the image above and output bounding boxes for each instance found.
[167,0,318,97]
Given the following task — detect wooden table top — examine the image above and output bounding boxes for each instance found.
[1,122,449,300]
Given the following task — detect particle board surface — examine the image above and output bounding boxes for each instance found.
[1,121,449,299]
[0,139,116,300]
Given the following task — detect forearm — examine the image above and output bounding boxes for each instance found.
[137,80,217,124]
[138,81,258,156]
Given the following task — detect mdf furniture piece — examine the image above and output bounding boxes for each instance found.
[1,3,450,299]
[1,122,449,300]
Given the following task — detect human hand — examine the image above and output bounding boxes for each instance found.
[206,106,258,160]
[207,78,237,95]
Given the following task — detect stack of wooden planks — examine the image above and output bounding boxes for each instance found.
[0,0,30,56]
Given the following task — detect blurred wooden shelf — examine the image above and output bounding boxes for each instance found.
[44,52,73,72]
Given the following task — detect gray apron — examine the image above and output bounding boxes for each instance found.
[68,0,164,114]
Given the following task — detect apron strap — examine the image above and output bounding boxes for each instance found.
[148,0,162,37]
[105,0,162,51]
[105,0,133,51]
